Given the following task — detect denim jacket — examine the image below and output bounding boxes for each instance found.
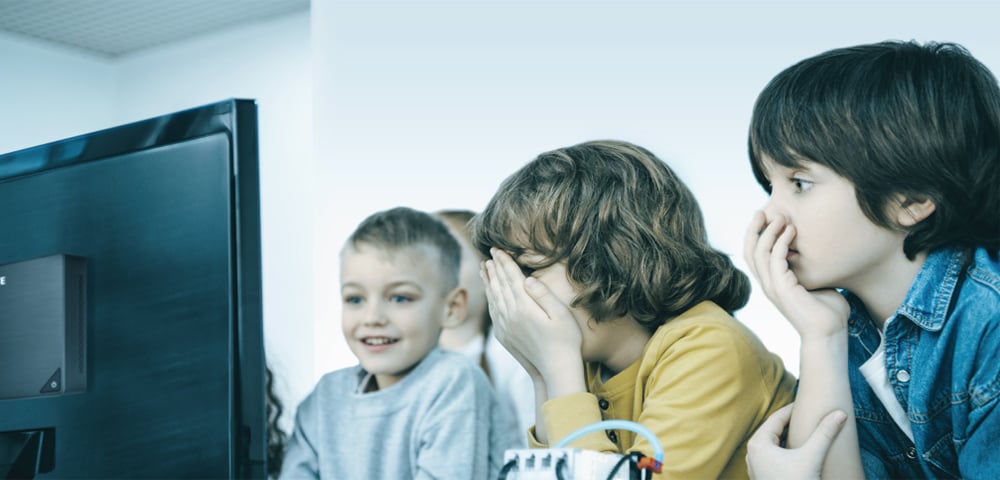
[845,247,1000,479]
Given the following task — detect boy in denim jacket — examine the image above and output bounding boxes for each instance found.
[743,41,1000,479]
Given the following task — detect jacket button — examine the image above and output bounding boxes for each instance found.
[607,430,618,443]
[896,370,911,383]
[598,398,610,410]
[906,447,917,459]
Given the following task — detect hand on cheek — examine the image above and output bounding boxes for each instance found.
[744,211,848,338]
[744,211,796,295]
[481,248,583,381]
[481,259,539,378]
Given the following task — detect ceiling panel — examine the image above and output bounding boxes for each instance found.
[0,0,309,58]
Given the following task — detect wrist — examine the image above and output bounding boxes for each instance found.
[542,363,586,399]
[799,327,848,345]
[798,333,850,370]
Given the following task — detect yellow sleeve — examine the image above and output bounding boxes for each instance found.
[537,391,618,452]
[633,323,785,479]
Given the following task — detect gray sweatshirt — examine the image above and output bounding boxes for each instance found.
[279,348,516,479]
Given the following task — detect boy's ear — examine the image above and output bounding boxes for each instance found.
[895,195,936,227]
[441,287,468,329]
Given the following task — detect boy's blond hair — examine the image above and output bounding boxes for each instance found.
[347,206,462,290]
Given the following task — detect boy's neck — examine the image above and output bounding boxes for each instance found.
[438,318,484,352]
[852,251,929,328]
[597,316,652,375]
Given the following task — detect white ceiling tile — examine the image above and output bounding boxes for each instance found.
[0,0,309,58]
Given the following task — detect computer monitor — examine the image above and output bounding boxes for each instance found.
[0,99,266,478]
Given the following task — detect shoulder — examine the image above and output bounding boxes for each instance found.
[406,350,497,420]
[296,366,361,410]
[418,348,486,379]
[291,366,362,425]
[311,365,362,395]
[945,248,1000,331]
[956,252,1000,411]
[649,301,763,354]
[966,248,1000,297]
[638,304,793,406]
[408,349,493,396]
[903,248,1000,328]
[643,302,787,382]
[953,249,1000,344]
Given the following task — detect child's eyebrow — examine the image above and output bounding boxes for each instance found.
[384,280,423,290]
[340,280,423,290]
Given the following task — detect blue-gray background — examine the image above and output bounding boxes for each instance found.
[3,0,997,422]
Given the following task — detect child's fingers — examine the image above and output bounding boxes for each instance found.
[523,277,573,324]
[484,258,519,323]
[489,248,525,291]
[486,248,511,289]
[768,224,795,286]
[801,410,847,460]
[482,260,504,311]
[751,403,794,448]
[485,248,548,329]
[753,215,786,291]
[479,261,491,288]
[488,249,526,311]
[743,211,767,272]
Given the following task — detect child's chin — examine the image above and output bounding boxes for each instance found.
[798,275,836,292]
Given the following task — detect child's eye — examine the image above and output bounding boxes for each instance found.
[390,294,414,303]
[518,265,536,277]
[791,177,814,193]
[343,295,363,305]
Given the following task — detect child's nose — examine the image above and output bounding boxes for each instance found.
[761,195,785,224]
[362,304,389,326]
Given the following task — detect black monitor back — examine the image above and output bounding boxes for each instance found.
[0,99,266,478]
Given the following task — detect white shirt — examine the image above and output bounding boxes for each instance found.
[858,316,914,442]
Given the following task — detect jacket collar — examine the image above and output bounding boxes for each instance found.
[896,248,966,332]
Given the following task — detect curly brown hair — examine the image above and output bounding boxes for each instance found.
[471,140,749,333]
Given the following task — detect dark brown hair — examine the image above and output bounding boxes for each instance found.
[265,365,286,479]
[749,40,1000,258]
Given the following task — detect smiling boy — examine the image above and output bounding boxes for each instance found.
[280,206,515,479]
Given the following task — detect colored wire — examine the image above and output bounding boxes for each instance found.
[555,456,569,480]
[605,452,638,479]
[497,458,518,479]
[553,419,665,464]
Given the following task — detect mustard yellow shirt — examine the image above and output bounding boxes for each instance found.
[529,301,795,479]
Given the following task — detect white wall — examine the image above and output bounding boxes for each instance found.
[0,11,314,427]
[0,31,115,153]
[312,0,1000,380]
